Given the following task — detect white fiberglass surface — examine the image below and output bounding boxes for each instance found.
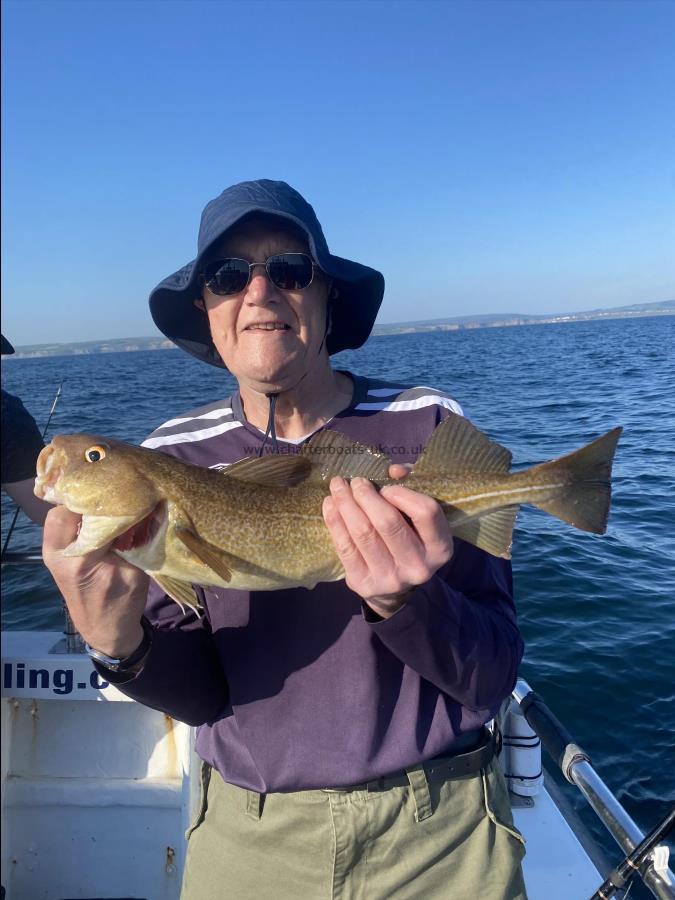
[514,789,603,898]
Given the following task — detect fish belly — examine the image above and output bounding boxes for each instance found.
[157,499,345,592]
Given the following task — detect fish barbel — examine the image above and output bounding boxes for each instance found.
[35,414,622,614]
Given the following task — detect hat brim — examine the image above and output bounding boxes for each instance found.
[149,209,384,369]
[1,335,15,355]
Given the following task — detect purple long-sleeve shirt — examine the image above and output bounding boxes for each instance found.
[103,375,524,792]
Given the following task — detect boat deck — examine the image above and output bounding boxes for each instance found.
[514,783,603,897]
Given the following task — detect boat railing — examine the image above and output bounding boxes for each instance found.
[512,678,675,900]
[1,549,85,654]
[0,551,44,564]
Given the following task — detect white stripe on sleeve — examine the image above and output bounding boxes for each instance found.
[154,406,234,431]
[366,387,406,397]
[142,420,244,449]
[354,395,463,415]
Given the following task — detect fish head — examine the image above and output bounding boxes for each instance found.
[35,434,161,514]
[35,434,167,555]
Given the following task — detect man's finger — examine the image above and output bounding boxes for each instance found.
[379,485,453,565]
[389,463,412,481]
[328,477,404,580]
[42,506,114,567]
[322,495,368,582]
[349,478,426,568]
[43,506,81,552]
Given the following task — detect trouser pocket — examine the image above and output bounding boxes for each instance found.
[482,761,526,848]
[185,761,212,841]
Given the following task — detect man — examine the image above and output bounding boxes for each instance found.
[1,334,52,526]
[43,180,526,898]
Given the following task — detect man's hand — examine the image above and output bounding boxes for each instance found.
[322,465,453,619]
[43,506,149,657]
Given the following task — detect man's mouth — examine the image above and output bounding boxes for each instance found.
[245,322,290,332]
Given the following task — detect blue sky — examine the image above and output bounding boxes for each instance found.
[2,0,674,345]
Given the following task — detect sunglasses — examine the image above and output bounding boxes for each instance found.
[201,253,318,296]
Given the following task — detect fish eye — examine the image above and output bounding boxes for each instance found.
[85,445,107,463]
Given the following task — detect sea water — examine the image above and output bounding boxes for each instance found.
[2,315,674,887]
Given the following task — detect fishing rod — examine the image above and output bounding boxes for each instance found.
[590,806,675,900]
[1,379,64,563]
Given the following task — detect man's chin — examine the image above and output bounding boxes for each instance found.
[234,363,307,396]
[223,345,328,395]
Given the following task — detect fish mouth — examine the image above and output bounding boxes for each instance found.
[112,501,166,552]
[34,444,65,500]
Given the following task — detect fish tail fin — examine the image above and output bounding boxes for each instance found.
[526,427,622,533]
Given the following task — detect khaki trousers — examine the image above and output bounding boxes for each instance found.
[181,759,527,899]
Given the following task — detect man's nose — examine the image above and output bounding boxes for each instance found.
[245,263,278,303]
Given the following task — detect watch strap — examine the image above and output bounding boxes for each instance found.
[85,617,153,675]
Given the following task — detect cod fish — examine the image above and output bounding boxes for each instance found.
[35,414,622,614]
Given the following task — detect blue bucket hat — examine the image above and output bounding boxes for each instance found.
[149,179,385,368]
[1,334,15,355]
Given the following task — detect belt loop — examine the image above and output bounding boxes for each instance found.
[405,764,433,822]
[245,789,265,820]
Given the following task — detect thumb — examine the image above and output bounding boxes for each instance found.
[43,505,82,553]
[42,506,111,566]
[388,463,413,481]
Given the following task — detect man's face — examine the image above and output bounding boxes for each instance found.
[199,221,331,392]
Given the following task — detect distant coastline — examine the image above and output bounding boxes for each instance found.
[371,299,674,336]
[5,299,673,359]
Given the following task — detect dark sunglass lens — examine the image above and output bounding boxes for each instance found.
[267,254,313,290]
[207,259,250,295]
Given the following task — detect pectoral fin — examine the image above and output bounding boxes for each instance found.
[152,573,203,616]
[175,526,283,586]
[175,526,233,583]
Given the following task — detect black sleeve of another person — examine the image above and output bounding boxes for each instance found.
[1,389,45,483]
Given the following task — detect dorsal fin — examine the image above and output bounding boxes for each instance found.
[412,414,512,477]
[301,430,391,483]
[223,454,312,487]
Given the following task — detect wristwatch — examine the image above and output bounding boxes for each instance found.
[85,618,153,675]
